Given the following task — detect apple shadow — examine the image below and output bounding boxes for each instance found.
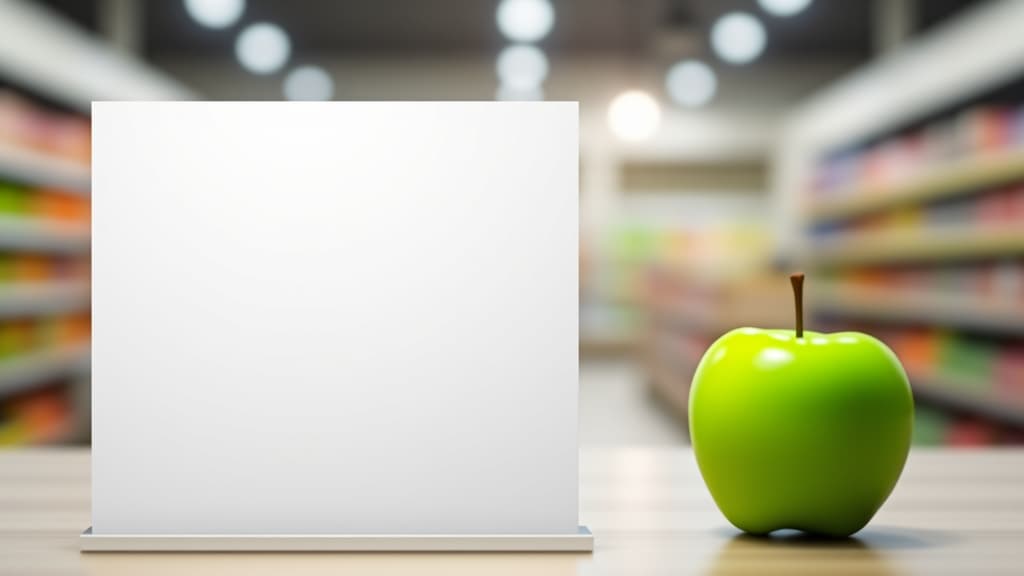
[710,525,952,549]
[704,527,954,576]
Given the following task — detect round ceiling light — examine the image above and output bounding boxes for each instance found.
[496,0,555,43]
[607,90,662,142]
[284,66,335,101]
[758,0,813,17]
[496,44,549,92]
[235,22,291,75]
[665,59,717,108]
[184,0,245,29]
[711,12,767,65]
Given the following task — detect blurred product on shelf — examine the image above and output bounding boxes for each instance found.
[640,272,792,425]
[811,104,1024,202]
[0,314,90,362]
[810,184,1024,245]
[0,253,90,284]
[639,76,1024,446]
[798,76,1024,445]
[0,91,90,166]
[0,385,73,446]
[581,222,769,353]
[0,89,91,447]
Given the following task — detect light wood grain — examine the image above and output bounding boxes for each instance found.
[1,447,1022,575]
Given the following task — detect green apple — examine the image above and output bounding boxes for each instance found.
[689,274,913,537]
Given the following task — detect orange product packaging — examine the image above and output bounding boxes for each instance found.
[8,388,72,443]
[53,314,91,346]
[946,419,998,446]
[29,189,90,223]
[13,255,53,282]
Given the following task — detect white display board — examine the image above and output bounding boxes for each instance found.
[90,102,580,539]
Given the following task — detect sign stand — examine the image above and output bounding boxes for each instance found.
[80,526,593,552]
[84,102,587,553]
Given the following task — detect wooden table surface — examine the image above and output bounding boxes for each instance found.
[2,447,1023,575]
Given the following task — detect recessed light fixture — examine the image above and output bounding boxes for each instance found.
[711,12,767,65]
[496,0,555,43]
[235,22,291,75]
[284,66,335,101]
[665,59,717,108]
[184,0,245,29]
[496,44,549,92]
[607,90,661,142]
[758,0,813,17]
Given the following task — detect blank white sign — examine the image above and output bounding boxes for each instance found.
[91,102,579,535]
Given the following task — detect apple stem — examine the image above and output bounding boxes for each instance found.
[791,273,805,339]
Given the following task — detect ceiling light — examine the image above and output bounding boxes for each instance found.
[496,0,555,43]
[607,90,661,142]
[665,59,717,108]
[711,12,767,65]
[235,22,291,75]
[496,45,549,92]
[184,0,245,29]
[284,66,335,101]
[758,0,813,17]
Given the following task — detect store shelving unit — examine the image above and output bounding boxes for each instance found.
[0,217,90,253]
[0,142,90,193]
[0,1,194,112]
[639,272,792,423]
[0,0,193,446]
[810,227,1024,267]
[0,344,89,398]
[808,149,1024,222]
[909,370,1024,429]
[0,141,92,443]
[0,281,90,319]
[811,284,1024,335]
[778,0,1024,444]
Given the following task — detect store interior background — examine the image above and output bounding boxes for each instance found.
[1,0,1022,449]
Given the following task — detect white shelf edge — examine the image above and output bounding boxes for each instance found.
[0,281,90,318]
[0,215,89,253]
[0,344,90,397]
[807,149,1024,223]
[910,373,1024,428]
[0,142,90,194]
[810,288,1024,334]
[0,0,196,112]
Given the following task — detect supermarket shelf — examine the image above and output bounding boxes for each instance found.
[645,354,692,424]
[0,282,90,318]
[0,0,194,112]
[580,335,637,357]
[811,286,1024,335]
[810,227,1024,266]
[808,150,1024,222]
[0,345,90,398]
[643,333,700,424]
[0,216,89,253]
[650,307,791,339]
[910,371,1024,429]
[653,312,732,339]
[0,142,89,193]
[646,312,1024,429]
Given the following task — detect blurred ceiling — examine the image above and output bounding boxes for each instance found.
[39,0,987,62]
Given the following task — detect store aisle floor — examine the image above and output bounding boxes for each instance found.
[578,359,688,446]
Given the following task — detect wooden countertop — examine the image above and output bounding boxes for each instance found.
[2,447,1023,575]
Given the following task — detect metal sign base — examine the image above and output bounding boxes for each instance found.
[80,526,594,552]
